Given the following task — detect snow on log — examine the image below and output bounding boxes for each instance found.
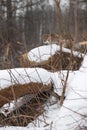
[19,44,83,71]
[0,68,52,107]
[19,44,58,68]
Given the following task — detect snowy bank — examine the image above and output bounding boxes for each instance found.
[53,55,87,130]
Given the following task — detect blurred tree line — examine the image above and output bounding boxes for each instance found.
[0,0,87,69]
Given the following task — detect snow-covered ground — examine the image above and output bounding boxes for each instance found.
[0,44,87,130]
[53,56,87,130]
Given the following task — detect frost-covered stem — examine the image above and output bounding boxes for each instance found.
[60,70,70,105]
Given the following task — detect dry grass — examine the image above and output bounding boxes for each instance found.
[0,82,54,126]
[0,92,50,126]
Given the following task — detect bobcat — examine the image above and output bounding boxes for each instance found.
[42,33,63,44]
[42,33,73,49]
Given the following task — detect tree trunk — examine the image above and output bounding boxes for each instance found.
[6,0,14,42]
[74,0,78,44]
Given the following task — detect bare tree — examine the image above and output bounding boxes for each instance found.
[74,0,78,44]
[6,0,13,42]
[54,0,63,35]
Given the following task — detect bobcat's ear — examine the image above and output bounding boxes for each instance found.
[42,34,51,45]
[42,33,59,45]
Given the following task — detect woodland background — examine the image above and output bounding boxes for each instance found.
[0,0,87,69]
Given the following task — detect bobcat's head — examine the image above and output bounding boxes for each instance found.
[42,33,73,49]
[42,34,61,44]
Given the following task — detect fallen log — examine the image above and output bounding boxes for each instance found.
[0,82,53,107]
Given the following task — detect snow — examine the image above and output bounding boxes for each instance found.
[60,0,70,12]
[0,68,51,89]
[49,0,55,6]
[53,55,87,130]
[49,0,70,11]
[27,44,83,63]
[0,44,87,130]
[28,44,58,62]
[51,71,76,96]
[80,55,87,72]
